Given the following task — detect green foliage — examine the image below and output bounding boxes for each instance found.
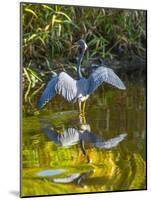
[21,3,146,113]
[22,4,146,64]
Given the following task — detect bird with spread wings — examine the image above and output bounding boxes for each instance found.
[38,39,126,114]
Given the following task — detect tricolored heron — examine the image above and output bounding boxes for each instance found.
[38,39,126,114]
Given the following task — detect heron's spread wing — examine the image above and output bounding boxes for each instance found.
[95,133,127,149]
[38,76,58,108]
[88,66,126,94]
[59,128,80,147]
[38,72,77,108]
[42,125,80,147]
[42,127,60,145]
[56,72,77,102]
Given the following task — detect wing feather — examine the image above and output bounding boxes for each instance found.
[56,72,77,102]
[95,133,127,149]
[88,66,126,94]
[59,128,80,147]
[38,72,77,108]
[38,76,58,108]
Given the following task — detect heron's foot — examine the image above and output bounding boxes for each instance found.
[79,112,83,118]
[79,111,86,117]
[79,112,86,124]
[82,111,86,115]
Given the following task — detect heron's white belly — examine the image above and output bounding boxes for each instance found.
[78,94,89,102]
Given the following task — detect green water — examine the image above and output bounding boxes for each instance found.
[21,82,146,197]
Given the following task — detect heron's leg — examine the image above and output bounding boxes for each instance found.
[82,114,86,124]
[78,100,82,115]
[80,140,90,163]
[79,114,86,124]
[82,100,86,114]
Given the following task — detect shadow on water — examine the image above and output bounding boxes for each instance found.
[22,81,146,196]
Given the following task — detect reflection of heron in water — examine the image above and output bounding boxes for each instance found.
[38,39,126,115]
[40,116,127,163]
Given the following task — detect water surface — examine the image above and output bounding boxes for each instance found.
[22,81,146,196]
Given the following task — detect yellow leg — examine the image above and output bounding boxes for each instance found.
[78,100,82,114]
[82,100,86,114]
[79,114,86,124]
[82,114,86,124]
[79,100,87,120]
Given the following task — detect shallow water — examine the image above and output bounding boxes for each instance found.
[22,81,146,196]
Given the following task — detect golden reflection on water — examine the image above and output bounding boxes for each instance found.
[22,82,146,196]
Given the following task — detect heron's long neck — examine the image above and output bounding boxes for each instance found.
[77,49,85,79]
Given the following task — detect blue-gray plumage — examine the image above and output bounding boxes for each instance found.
[41,119,127,162]
[42,124,127,149]
[38,39,126,113]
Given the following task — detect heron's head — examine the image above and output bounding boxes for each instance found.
[74,39,88,52]
[77,39,88,51]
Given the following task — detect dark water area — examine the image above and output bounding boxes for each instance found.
[22,74,146,196]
